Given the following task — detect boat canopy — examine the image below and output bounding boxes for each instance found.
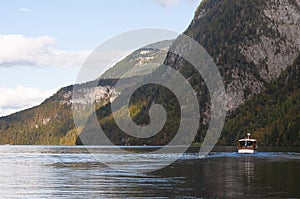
[238,138,257,142]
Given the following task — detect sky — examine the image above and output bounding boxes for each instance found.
[0,0,201,116]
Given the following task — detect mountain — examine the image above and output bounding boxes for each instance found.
[0,0,299,146]
[77,0,300,146]
[0,41,172,145]
[163,0,300,145]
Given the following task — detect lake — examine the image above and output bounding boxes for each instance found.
[0,145,299,198]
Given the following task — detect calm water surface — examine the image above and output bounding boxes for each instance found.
[0,145,299,198]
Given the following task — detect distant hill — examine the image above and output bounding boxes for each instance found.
[0,85,75,145]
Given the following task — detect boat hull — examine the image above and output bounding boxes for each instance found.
[238,148,256,154]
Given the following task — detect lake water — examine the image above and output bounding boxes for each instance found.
[0,145,299,198]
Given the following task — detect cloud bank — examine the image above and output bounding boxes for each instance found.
[0,86,55,117]
[0,34,90,68]
[18,8,30,12]
[154,0,197,7]
[155,0,179,7]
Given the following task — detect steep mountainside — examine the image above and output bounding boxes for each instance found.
[222,54,300,145]
[167,0,300,110]
[163,0,300,145]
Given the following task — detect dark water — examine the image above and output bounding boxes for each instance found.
[0,146,299,198]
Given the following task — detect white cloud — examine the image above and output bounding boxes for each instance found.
[0,34,91,68]
[0,85,55,117]
[18,8,30,12]
[155,0,179,7]
[154,0,197,7]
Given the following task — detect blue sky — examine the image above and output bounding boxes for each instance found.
[0,0,201,116]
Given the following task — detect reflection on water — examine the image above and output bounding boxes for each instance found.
[0,146,299,198]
